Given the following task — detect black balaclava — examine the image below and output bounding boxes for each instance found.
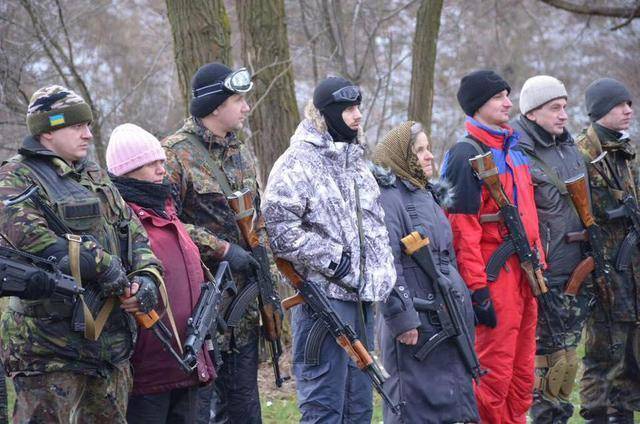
[313,77,362,143]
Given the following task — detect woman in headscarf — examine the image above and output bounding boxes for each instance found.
[372,121,479,423]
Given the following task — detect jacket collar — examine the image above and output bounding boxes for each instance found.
[516,115,572,152]
[465,117,519,150]
[183,116,240,149]
[291,119,364,162]
[18,135,89,177]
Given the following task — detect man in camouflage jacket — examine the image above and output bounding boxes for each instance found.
[163,62,272,424]
[0,85,163,423]
[576,78,639,424]
[262,77,396,423]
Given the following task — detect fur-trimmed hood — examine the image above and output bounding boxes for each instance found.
[369,161,454,208]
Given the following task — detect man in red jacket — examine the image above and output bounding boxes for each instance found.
[441,70,544,424]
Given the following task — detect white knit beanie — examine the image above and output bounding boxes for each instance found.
[519,75,568,115]
[106,123,166,176]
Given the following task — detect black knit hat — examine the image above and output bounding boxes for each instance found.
[586,78,632,122]
[313,77,361,111]
[190,62,234,118]
[457,70,511,117]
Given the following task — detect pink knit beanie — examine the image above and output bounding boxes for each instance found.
[106,123,166,176]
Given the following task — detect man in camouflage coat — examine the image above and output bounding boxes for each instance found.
[0,85,163,423]
[576,78,639,423]
[163,62,272,424]
[511,75,592,424]
[262,77,396,423]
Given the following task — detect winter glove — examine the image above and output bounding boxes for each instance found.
[1,270,55,300]
[332,251,351,281]
[131,275,159,313]
[98,256,130,297]
[224,243,259,273]
[471,286,497,328]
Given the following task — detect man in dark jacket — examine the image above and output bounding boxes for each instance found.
[576,78,639,424]
[441,70,543,423]
[511,75,591,424]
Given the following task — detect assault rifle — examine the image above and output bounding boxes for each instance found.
[401,231,486,384]
[278,259,401,415]
[469,152,566,347]
[226,188,288,387]
[182,261,236,373]
[590,151,640,272]
[4,184,187,367]
[564,174,617,354]
[0,245,83,299]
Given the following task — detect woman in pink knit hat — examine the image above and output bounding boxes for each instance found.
[106,123,215,423]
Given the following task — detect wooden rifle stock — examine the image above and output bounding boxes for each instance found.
[227,189,260,248]
[565,256,595,296]
[565,230,588,243]
[565,175,596,227]
[275,258,374,370]
[469,152,509,208]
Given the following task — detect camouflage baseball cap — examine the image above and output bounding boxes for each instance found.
[26,85,93,135]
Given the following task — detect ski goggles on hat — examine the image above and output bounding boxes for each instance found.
[317,85,362,109]
[192,68,254,99]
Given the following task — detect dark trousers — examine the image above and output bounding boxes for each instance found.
[198,330,261,424]
[126,386,200,424]
[292,299,374,424]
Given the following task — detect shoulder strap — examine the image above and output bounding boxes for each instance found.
[524,149,568,195]
[460,135,487,156]
[182,133,235,196]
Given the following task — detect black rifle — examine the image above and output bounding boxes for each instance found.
[182,261,236,373]
[279,259,401,415]
[4,184,189,370]
[590,152,640,272]
[469,152,567,349]
[401,231,486,384]
[0,245,83,299]
[226,188,288,387]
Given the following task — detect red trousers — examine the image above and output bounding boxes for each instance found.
[475,254,538,423]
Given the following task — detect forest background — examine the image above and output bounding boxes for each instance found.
[0,0,639,422]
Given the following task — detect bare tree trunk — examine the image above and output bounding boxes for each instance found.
[166,0,231,117]
[236,0,300,187]
[407,0,443,136]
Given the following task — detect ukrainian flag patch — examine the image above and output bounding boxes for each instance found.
[49,114,65,126]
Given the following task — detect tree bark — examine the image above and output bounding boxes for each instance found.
[166,0,231,117]
[407,0,443,136]
[236,0,300,187]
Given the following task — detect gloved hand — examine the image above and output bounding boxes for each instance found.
[8,270,55,300]
[224,243,259,273]
[332,251,351,281]
[471,286,497,328]
[129,275,159,314]
[98,256,130,297]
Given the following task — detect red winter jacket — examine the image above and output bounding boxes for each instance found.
[128,200,215,395]
[441,118,545,291]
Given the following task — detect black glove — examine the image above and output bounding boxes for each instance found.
[224,243,259,273]
[98,256,130,297]
[471,286,497,328]
[3,270,56,300]
[132,275,159,313]
[332,251,351,281]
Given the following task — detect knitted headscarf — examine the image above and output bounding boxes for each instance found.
[373,121,428,188]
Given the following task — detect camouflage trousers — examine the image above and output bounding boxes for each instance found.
[579,317,640,420]
[531,273,593,424]
[12,361,132,424]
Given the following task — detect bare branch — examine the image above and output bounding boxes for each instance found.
[539,0,640,19]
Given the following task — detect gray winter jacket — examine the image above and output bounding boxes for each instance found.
[374,167,478,424]
[512,115,586,276]
[262,103,395,302]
